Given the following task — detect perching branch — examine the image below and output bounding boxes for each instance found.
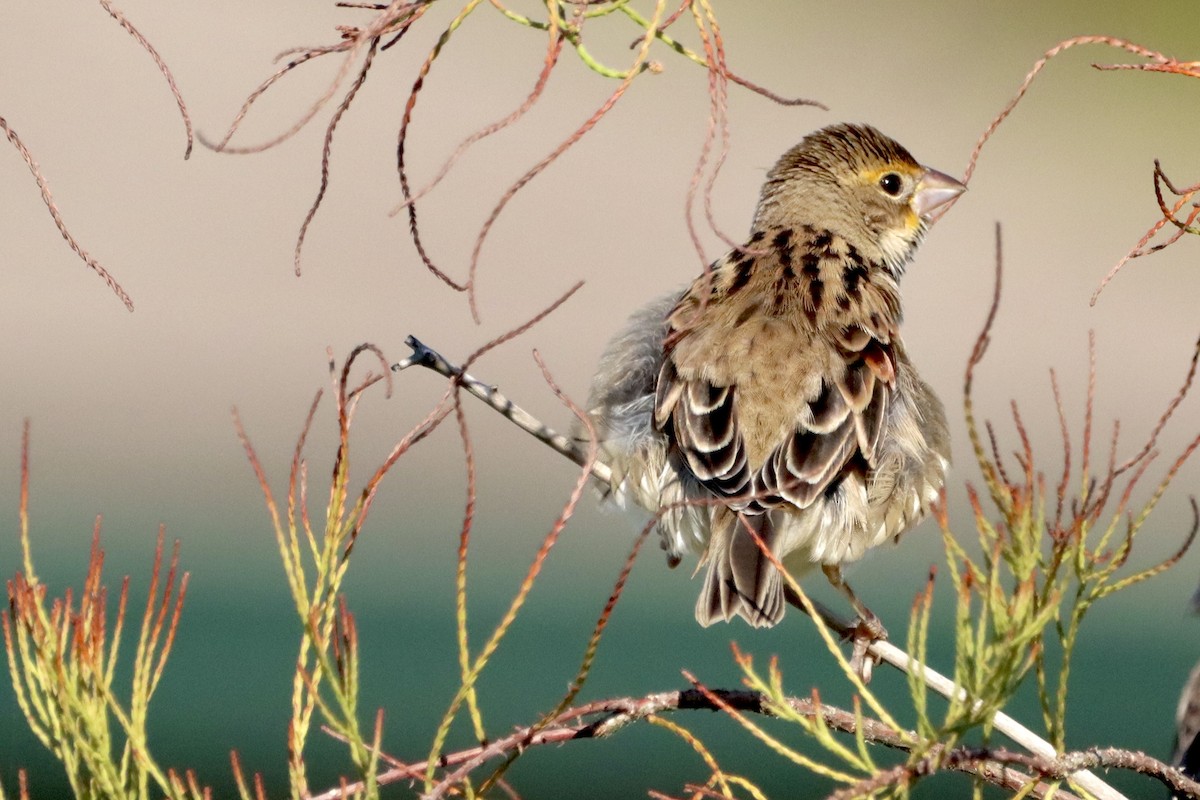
[312,686,1151,800]
[312,677,1200,799]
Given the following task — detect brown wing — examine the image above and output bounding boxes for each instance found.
[654,356,752,499]
[657,325,895,513]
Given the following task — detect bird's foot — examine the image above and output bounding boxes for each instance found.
[847,613,887,683]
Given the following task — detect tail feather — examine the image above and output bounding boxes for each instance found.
[695,511,784,628]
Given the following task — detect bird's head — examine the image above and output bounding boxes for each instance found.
[754,123,965,275]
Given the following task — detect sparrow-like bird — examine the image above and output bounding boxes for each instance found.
[580,123,962,651]
[1174,661,1200,789]
[1171,585,1200,792]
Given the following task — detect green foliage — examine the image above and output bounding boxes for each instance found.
[3,427,194,800]
[235,345,432,800]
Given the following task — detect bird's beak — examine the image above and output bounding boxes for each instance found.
[912,168,966,218]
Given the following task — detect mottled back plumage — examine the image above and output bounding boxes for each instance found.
[581,123,960,630]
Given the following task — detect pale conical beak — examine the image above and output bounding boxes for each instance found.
[912,167,966,218]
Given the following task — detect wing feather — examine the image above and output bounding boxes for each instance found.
[658,360,752,495]
[658,337,897,512]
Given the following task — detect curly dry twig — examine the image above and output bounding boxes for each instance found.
[0,116,134,311]
[395,0,488,296]
[930,36,1193,227]
[678,1,830,292]
[963,224,1005,494]
[96,0,194,159]
[935,35,1200,304]
[458,1,668,323]
[963,36,1174,186]
[202,2,424,155]
[1092,161,1200,305]
[390,8,564,217]
[293,37,380,276]
[683,0,734,268]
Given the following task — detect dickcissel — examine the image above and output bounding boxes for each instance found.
[580,123,961,662]
[1175,660,1200,785]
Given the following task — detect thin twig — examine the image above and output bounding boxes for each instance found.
[0,116,133,311]
[293,37,380,275]
[96,0,194,158]
[313,687,1092,800]
[391,335,610,485]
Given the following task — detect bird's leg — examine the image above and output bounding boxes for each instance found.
[820,564,886,636]
[783,587,857,637]
[821,564,886,682]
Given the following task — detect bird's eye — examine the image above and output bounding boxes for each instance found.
[878,172,903,197]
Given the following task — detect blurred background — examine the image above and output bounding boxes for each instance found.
[3,1,1200,796]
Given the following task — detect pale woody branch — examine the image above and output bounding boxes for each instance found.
[393,334,611,485]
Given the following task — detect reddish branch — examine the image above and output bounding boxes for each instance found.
[309,685,1200,800]
[2,0,195,311]
[202,2,827,316]
[925,35,1200,302]
[96,0,194,158]
[1,116,134,311]
[959,36,1191,190]
[1093,160,1200,304]
[395,1,565,302]
[293,37,381,275]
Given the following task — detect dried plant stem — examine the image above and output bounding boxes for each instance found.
[391,337,1127,800]
[311,683,1199,800]
[96,0,194,158]
[0,116,133,311]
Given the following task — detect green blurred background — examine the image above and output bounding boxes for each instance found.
[3,1,1200,796]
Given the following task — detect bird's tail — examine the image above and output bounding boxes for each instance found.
[695,510,785,628]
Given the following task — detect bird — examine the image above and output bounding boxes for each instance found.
[1174,660,1200,790]
[578,123,962,668]
[1171,584,1200,795]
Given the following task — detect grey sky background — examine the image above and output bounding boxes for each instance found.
[3,2,1200,796]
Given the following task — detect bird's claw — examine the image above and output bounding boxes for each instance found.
[847,615,886,683]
